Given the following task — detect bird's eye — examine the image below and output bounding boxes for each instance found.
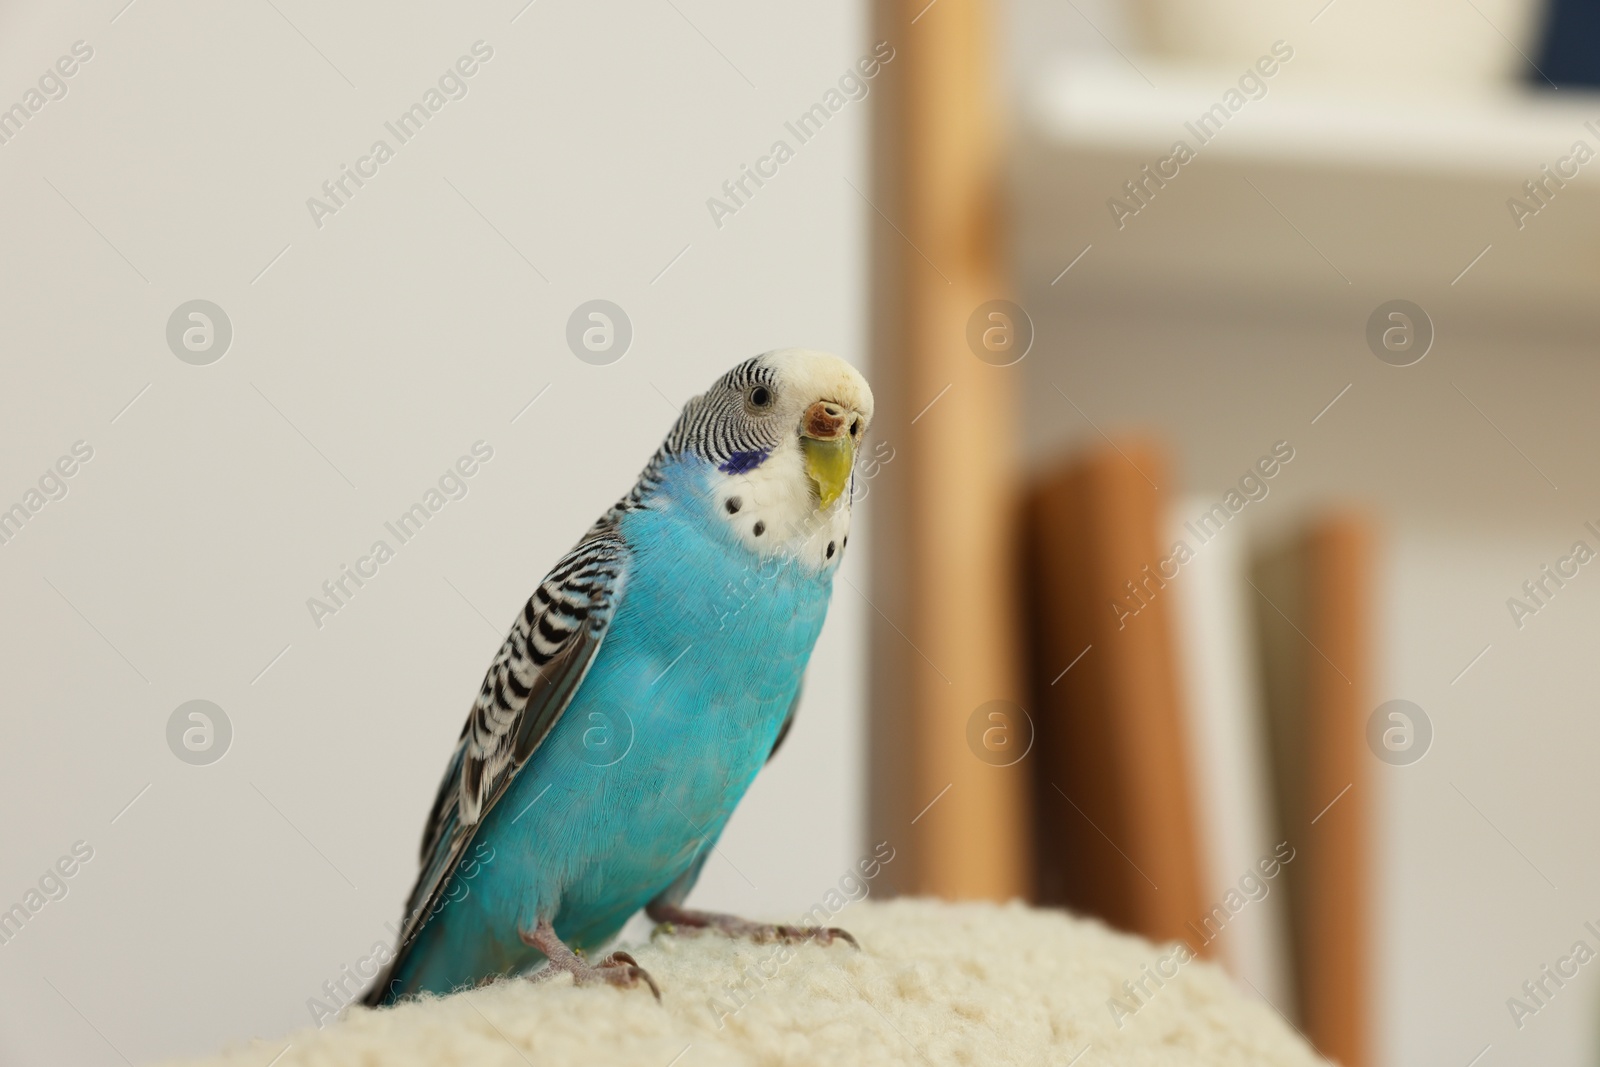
[850,419,861,436]
[749,386,772,408]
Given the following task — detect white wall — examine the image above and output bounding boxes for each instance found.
[0,1,871,1062]
[1377,522,1600,1067]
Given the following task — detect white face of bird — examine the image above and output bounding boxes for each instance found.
[693,349,874,570]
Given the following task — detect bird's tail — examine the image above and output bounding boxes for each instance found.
[359,949,406,1008]
[358,923,423,1008]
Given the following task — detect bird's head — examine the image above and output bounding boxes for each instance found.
[664,349,874,567]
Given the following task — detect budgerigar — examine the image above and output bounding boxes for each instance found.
[364,349,873,1003]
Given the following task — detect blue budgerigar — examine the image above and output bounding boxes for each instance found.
[363,349,873,1003]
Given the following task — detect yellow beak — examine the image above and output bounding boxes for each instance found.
[801,434,855,510]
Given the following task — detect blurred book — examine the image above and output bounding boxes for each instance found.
[1167,497,1293,1006]
[1024,441,1207,949]
[1250,517,1373,1067]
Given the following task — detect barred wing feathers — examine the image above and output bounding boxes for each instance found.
[365,526,629,1002]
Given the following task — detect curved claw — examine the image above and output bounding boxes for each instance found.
[596,951,661,1000]
[826,926,861,950]
[623,964,663,1001]
[779,924,858,949]
[519,920,662,1000]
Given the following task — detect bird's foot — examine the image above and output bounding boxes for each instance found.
[519,921,661,1000]
[647,902,858,949]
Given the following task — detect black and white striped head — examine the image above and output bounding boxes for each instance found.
[666,349,873,567]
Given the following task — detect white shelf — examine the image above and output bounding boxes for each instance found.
[1027,59,1600,176]
[1013,58,1600,317]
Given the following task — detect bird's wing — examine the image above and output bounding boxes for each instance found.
[389,525,630,971]
[766,679,803,764]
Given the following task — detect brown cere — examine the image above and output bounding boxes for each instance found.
[804,400,847,439]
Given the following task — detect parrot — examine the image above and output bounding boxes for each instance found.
[362,348,873,1004]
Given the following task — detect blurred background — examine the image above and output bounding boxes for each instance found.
[0,0,1596,1064]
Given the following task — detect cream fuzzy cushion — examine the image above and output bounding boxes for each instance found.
[170,899,1327,1066]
